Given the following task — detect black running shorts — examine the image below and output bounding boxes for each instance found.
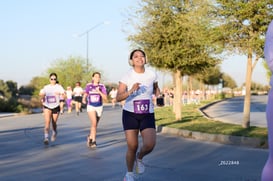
[74,96,82,103]
[122,110,156,131]
[43,106,60,114]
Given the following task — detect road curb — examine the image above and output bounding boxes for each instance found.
[198,99,226,119]
[156,126,267,149]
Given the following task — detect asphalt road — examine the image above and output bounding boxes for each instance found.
[202,95,268,128]
[0,104,269,181]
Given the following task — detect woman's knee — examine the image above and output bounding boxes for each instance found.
[127,141,138,151]
[142,129,156,144]
[143,141,155,151]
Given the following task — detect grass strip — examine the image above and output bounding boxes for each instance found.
[155,101,268,139]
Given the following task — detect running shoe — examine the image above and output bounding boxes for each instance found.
[86,135,92,147]
[51,133,57,142]
[44,137,49,145]
[90,141,97,148]
[123,172,134,181]
[135,157,145,174]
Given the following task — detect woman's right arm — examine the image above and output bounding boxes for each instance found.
[116,82,131,102]
[39,87,45,98]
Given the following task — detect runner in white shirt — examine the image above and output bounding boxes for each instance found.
[73,82,84,115]
[39,73,65,145]
[109,87,118,108]
[116,49,160,181]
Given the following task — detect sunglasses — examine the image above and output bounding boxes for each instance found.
[50,78,57,81]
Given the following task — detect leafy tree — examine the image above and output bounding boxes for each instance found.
[128,0,221,120]
[222,73,237,89]
[0,80,11,100]
[193,66,222,99]
[251,81,266,91]
[201,66,222,86]
[46,56,103,89]
[17,76,48,111]
[18,85,35,95]
[6,80,18,97]
[47,56,86,88]
[214,0,273,128]
[0,80,19,112]
[262,60,271,84]
[28,76,49,96]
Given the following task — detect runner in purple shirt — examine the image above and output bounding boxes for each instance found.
[82,72,107,148]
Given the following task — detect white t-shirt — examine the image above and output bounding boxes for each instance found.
[120,68,158,113]
[109,89,117,99]
[40,84,65,109]
[66,90,73,99]
[73,86,83,97]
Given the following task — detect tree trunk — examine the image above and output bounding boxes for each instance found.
[242,51,253,128]
[174,69,182,120]
[172,72,176,113]
[187,76,190,103]
[189,76,193,104]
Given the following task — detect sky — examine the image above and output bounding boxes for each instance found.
[0,0,269,88]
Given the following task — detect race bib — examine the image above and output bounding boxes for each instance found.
[133,99,150,114]
[47,96,56,103]
[89,94,100,103]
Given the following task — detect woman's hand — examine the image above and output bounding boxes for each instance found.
[129,83,141,95]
